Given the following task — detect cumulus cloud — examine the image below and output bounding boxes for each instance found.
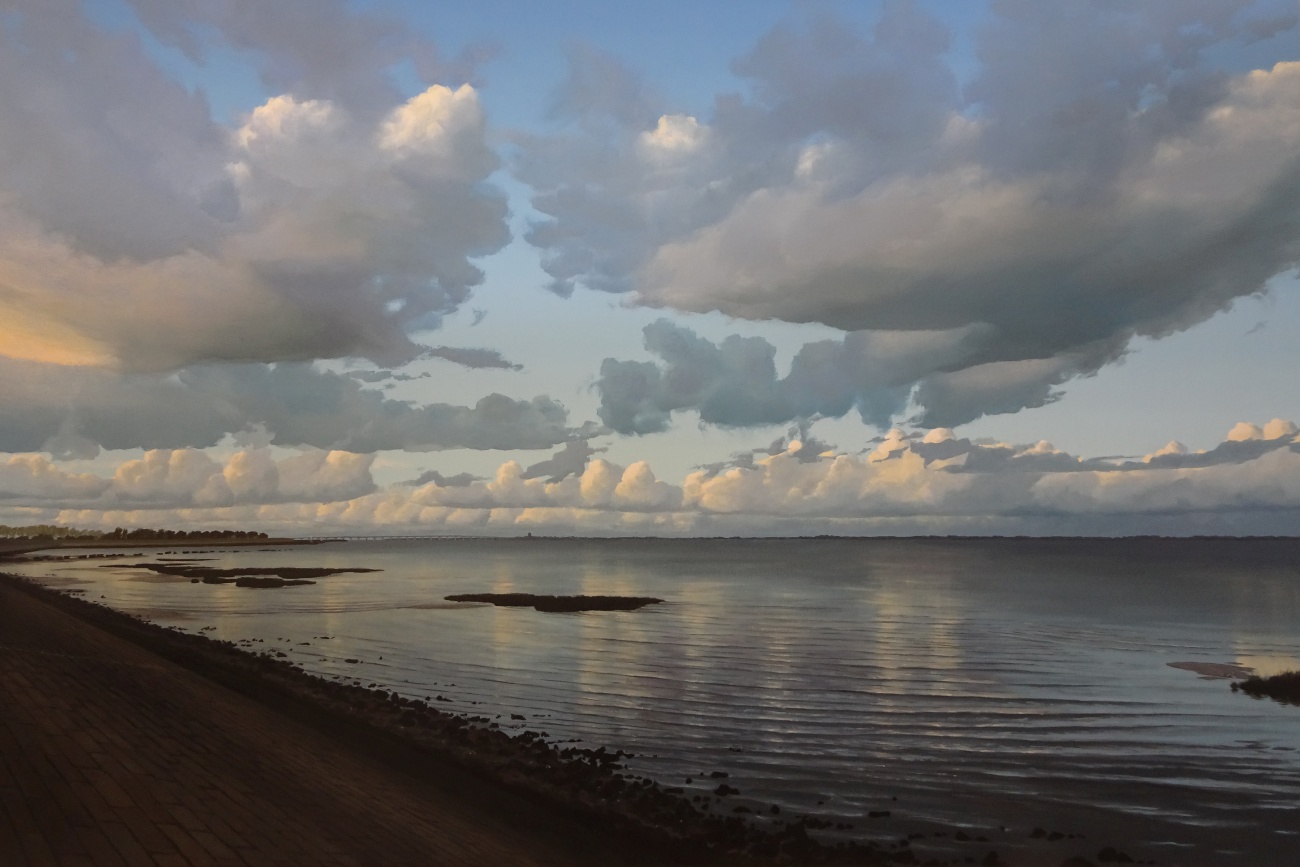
[13,419,1299,536]
[680,419,1300,520]
[695,423,840,480]
[522,2,1300,427]
[0,447,374,508]
[407,458,681,513]
[0,1,508,371]
[104,447,372,509]
[1032,447,1300,516]
[1130,419,1300,469]
[0,455,111,501]
[0,359,585,454]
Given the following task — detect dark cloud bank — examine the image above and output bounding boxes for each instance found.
[0,359,585,457]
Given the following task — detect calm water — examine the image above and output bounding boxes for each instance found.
[14,537,1300,863]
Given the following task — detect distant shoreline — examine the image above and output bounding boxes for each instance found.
[0,536,324,559]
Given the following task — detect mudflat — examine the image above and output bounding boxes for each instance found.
[0,578,646,867]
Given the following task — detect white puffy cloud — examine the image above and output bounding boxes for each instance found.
[1031,447,1300,516]
[522,3,1300,427]
[275,451,377,503]
[0,455,110,501]
[126,448,374,508]
[1227,419,1298,442]
[0,2,508,372]
[680,419,1300,522]
[13,419,1299,536]
[112,450,234,506]
[406,458,681,514]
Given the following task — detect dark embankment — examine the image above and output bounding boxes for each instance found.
[0,572,917,865]
[1232,671,1300,705]
[446,592,664,612]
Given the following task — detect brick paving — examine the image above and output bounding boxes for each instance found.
[0,582,620,866]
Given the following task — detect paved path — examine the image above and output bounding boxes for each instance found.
[0,581,616,866]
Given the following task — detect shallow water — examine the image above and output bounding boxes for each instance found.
[14,537,1300,862]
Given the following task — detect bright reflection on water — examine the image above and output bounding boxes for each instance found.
[14,537,1300,855]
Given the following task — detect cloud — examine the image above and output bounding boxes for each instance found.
[1129,419,1300,469]
[407,458,681,513]
[14,419,1299,536]
[0,447,374,508]
[345,370,432,384]
[392,416,1299,529]
[695,423,840,480]
[423,346,523,371]
[401,470,481,488]
[0,359,585,454]
[680,420,1300,520]
[122,0,479,116]
[105,447,379,508]
[521,2,1300,427]
[1031,447,1300,516]
[909,355,1103,429]
[521,440,603,482]
[0,455,111,501]
[0,2,508,371]
[596,319,1001,433]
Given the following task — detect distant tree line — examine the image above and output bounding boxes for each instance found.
[102,528,270,541]
[0,525,269,542]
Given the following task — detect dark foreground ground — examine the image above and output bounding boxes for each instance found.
[0,575,658,867]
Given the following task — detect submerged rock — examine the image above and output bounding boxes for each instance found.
[234,576,315,589]
[444,593,663,612]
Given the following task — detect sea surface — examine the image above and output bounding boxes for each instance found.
[12,537,1300,863]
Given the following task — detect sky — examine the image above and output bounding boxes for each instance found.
[1,0,1298,537]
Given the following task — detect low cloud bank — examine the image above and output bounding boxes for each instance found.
[2,448,374,509]
[5,420,1297,537]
